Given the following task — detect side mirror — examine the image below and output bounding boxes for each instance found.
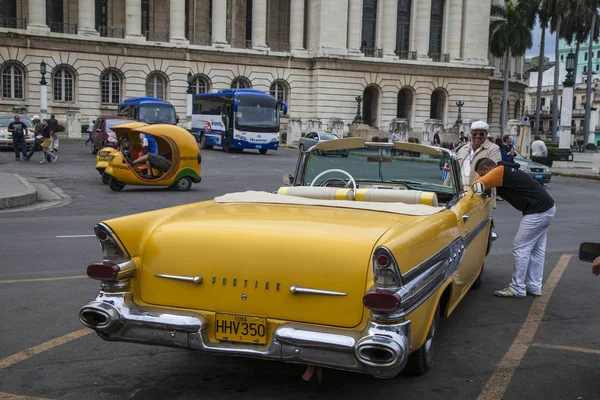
[281,173,294,186]
[579,242,600,262]
[472,182,485,197]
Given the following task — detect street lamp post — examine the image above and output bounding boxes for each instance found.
[186,71,194,120]
[40,60,48,118]
[352,96,363,124]
[557,52,575,162]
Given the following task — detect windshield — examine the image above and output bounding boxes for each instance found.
[304,146,455,193]
[106,119,132,133]
[235,94,279,133]
[139,104,176,124]
[0,116,33,127]
[319,133,338,140]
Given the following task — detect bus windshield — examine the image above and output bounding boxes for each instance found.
[235,95,279,133]
[139,104,177,124]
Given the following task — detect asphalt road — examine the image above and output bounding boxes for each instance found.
[1,141,600,400]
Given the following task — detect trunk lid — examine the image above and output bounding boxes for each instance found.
[138,202,420,328]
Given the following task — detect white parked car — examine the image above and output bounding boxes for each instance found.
[0,115,35,149]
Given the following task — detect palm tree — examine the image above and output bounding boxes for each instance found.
[561,1,599,84]
[534,1,552,137]
[583,1,600,144]
[489,0,537,135]
[546,0,570,142]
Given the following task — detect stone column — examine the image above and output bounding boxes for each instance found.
[446,0,462,60]
[252,0,268,49]
[289,0,305,51]
[415,0,432,59]
[170,0,188,43]
[78,0,99,36]
[347,0,363,55]
[381,0,398,58]
[461,0,490,63]
[125,0,145,41]
[27,0,50,32]
[211,0,228,47]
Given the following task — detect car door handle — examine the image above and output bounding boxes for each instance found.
[462,213,469,222]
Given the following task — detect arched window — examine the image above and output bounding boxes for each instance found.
[397,87,414,125]
[430,89,446,121]
[429,0,445,55]
[361,0,378,53]
[514,100,520,120]
[1,63,24,99]
[396,0,412,55]
[270,80,288,103]
[53,67,74,102]
[101,71,122,104]
[231,77,251,89]
[146,72,166,100]
[363,85,381,128]
[193,75,210,94]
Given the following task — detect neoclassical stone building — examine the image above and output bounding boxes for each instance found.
[0,0,525,139]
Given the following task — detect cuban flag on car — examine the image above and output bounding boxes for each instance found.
[441,162,450,180]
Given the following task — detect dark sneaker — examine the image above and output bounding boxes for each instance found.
[526,290,541,297]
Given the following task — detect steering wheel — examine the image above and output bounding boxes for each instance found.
[310,169,357,194]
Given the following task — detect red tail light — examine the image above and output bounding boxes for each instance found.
[87,261,120,281]
[363,290,402,312]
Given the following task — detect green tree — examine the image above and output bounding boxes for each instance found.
[582,1,600,143]
[490,0,537,135]
[561,0,599,84]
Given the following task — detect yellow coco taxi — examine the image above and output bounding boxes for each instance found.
[103,124,202,192]
[96,121,148,185]
[79,138,495,378]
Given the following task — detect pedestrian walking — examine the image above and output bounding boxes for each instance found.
[531,135,548,165]
[459,131,469,144]
[7,115,28,161]
[474,158,556,298]
[85,119,95,145]
[24,116,43,161]
[48,114,59,152]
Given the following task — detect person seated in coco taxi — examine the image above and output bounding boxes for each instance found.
[130,132,172,179]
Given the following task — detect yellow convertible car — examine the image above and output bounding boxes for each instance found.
[79,138,494,378]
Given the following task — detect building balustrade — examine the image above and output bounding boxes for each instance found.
[0,17,27,29]
[98,26,125,39]
[269,41,290,52]
[144,31,170,43]
[49,22,78,34]
[396,50,417,60]
[361,47,383,58]
[429,53,450,62]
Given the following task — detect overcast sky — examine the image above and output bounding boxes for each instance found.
[525,19,557,61]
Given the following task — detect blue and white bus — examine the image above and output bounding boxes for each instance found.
[191,89,288,154]
[117,97,179,125]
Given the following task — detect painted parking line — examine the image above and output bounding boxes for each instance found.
[477,254,572,400]
[0,328,92,370]
[55,235,95,238]
[530,342,600,356]
[0,392,52,400]
[0,276,87,284]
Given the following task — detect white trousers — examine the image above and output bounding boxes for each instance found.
[50,134,59,151]
[509,205,556,296]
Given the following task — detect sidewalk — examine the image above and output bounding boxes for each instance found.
[551,152,600,181]
[0,173,37,209]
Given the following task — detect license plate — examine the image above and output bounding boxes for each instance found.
[535,174,543,179]
[215,313,267,345]
[98,158,107,162]
[256,145,262,149]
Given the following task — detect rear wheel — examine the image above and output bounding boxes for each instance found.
[174,177,192,192]
[108,177,125,192]
[101,172,110,185]
[471,265,483,289]
[200,135,214,150]
[259,149,268,155]
[406,304,439,376]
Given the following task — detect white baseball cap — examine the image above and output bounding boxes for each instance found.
[32,115,40,120]
[470,121,489,131]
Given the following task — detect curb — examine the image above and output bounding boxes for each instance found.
[552,171,600,181]
[0,174,37,209]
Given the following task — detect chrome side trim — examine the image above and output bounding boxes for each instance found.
[289,285,347,296]
[94,222,130,261]
[155,274,203,284]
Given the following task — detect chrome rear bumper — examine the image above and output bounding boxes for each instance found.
[79,291,411,378]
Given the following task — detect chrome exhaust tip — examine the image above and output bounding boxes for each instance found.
[355,336,404,368]
[79,302,120,332]
[491,231,498,242]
